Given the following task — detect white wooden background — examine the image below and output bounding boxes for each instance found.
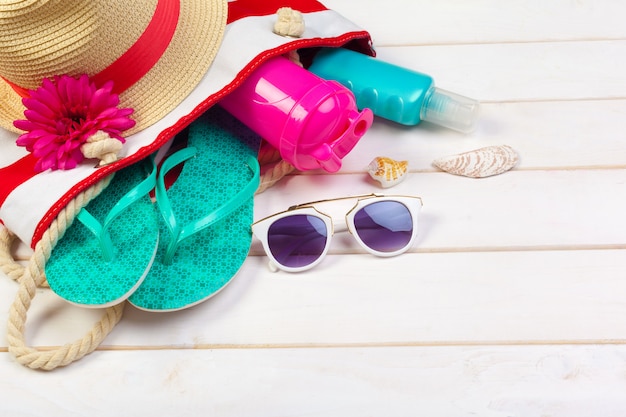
[2,1,626,415]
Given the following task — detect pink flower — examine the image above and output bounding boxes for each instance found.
[14,74,136,172]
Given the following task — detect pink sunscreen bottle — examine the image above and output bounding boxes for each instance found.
[219,55,373,172]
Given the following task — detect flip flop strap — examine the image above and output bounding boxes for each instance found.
[156,148,260,264]
[75,157,157,261]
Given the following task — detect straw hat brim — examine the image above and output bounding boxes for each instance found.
[0,0,227,136]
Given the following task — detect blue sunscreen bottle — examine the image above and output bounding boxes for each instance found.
[308,47,480,133]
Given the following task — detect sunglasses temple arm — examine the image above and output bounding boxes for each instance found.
[268,261,280,273]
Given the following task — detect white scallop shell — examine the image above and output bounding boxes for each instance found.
[432,145,518,178]
[367,156,408,188]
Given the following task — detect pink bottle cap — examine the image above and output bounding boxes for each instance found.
[279,80,373,172]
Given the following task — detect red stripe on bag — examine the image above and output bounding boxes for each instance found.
[0,154,37,209]
[227,0,327,24]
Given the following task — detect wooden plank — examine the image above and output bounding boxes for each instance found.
[324,0,626,45]
[340,99,626,172]
[253,169,626,249]
[111,249,626,346]
[3,248,626,348]
[371,41,626,102]
[2,344,626,416]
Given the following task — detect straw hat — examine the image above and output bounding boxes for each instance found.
[0,0,227,136]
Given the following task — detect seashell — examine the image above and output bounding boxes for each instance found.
[367,156,408,188]
[432,145,518,178]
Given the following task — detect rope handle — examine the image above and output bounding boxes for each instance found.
[2,175,125,370]
[0,154,296,370]
[0,227,26,283]
[8,267,124,370]
[256,143,296,194]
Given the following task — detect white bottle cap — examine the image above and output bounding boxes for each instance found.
[420,87,480,133]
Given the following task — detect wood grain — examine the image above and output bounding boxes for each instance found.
[1,0,625,415]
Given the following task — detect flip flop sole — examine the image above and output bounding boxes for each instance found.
[128,107,260,311]
[46,163,159,307]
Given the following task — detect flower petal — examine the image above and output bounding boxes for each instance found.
[89,88,118,116]
[23,109,57,127]
[15,74,135,171]
[14,119,41,133]
[21,97,58,120]
[29,87,62,112]
[101,116,136,132]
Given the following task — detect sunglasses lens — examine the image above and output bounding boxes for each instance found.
[267,214,328,268]
[353,201,413,253]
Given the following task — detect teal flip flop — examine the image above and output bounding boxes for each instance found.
[45,157,159,307]
[128,106,260,312]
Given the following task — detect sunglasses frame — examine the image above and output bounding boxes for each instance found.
[251,193,423,272]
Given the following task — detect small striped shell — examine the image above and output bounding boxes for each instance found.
[432,145,518,178]
[367,156,408,188]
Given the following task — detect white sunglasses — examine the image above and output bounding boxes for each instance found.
[252,194,423,272]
